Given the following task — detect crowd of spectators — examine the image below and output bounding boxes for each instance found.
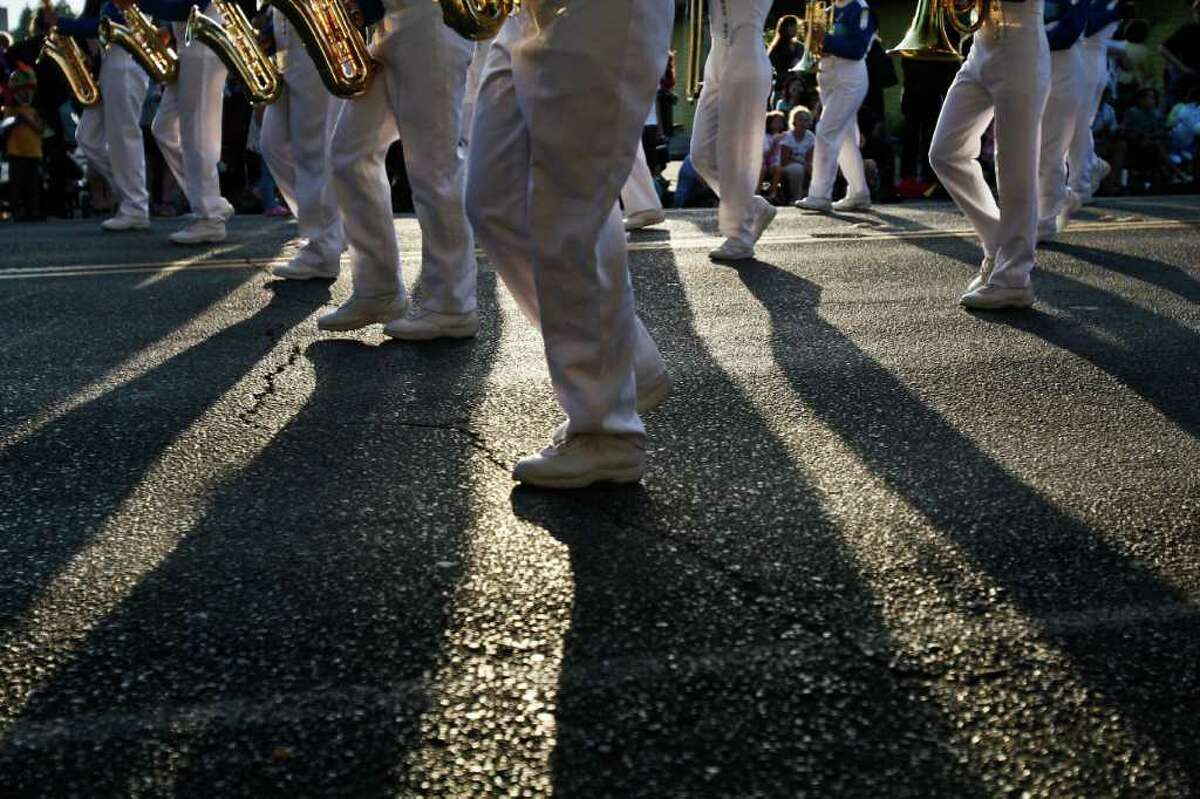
[3,1,1200,222]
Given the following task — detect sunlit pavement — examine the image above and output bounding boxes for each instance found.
[1,198,1198,797]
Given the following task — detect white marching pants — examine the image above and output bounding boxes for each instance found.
[467,3,672,441]
[621,142,662,216]
[76,49,151,218]
[153,19,231,221]
[1038,44,1085,229]
[929,1,1050,288]
[810,56,870,201]
[330,0,475,313]
[689,3,773,244]
[261,24,344,262]
[460,39,491,150]
[1067,24,1117,198]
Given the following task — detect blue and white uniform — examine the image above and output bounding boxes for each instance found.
[1038,0,1089,239]
[1068,0,1121,200]
[57,5,151,223]
[689,0,775,251]
[327,0,476,313]
[261,8,345,275]
[805,0,875,204]
[139,0,234,226]
[930,0,1051,297]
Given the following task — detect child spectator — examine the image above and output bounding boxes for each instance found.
[3,65,46,222]
[762,110,788,203]
[1166,87,1200,173]
[779,106,816,202]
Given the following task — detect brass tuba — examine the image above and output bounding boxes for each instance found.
[266,0,374,99]
[437,0,519,41]
[186,0,282,105]
[99,6,179,83]
[888,0,999,61]
[39,29,102,107]
[796,0,835,73]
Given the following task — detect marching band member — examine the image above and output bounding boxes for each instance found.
[1067,0,1122,203]
[1037,0,1089,242]
[622,136,666,231]
[795,0,877,213]
[930,0,1051,310]
[260,8,344,280]
[689,0,777,262]
[317,0,477,339]
[55,0,152,231]
[127,0,233,244]
[467,0,673,488]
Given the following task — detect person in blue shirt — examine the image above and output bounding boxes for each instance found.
[259,5,344,280]
[1038,0,1089,242]
[795,0,877,213]
[317,0,478,340]
[54,0,153,230]
[688,0,778,262]
[127,0,233,244]
[1068,0,1123,201]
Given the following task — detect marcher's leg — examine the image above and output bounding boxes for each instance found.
[177,40,229,220]
[103,51,150,219]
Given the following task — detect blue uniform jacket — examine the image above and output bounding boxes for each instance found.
[54,2,124,39]
[822,0,876,62]
[1085,0,1120,36]
[1045,0,1088,51]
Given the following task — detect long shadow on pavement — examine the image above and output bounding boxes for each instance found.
[0,276,502,795]
[515,253,979,796]
[0,277,328,637]
[736,257,1200,789]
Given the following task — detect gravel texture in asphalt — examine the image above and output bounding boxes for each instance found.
[0,198,1198,797]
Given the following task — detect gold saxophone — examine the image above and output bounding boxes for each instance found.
[796,0,835,73]
[185,0,282,105]
[266,0,374,99]
[38,29,102,107]
[437,0,519,40]
[99,6,179,84]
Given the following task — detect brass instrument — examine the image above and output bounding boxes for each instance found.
[39,29,102,107]
[889,0,1000,61]
[796,0,835,73]
[100,6,179,83]
[685,0,704,102]
[186,0,282,105]
[266,0,373,99]
[437,0,519,41]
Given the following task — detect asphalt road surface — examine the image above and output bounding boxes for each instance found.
[1,197,1198,798]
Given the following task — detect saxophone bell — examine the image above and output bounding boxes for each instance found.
[437,0,519,41]
[265,0,374,99]
[38,28,102,107]
[99,6,179,84]
[185,0,282,105]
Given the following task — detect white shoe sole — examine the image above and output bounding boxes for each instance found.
[513,464,644,489]
[272,266,339,281]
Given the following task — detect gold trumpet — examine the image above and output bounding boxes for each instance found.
[186,0,282,105]
[796,0,835,74]
[39,29,102,107]
[266,0,374,99]
[889,0,999,61]
[100,5,179,83]
[438,0,519,40]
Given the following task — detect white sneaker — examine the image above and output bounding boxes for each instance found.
[966,257,994,294]
[1085,159,1111,203]
[795,196,833,212]
[217,200,236,222]
[553,369,672,444]
[832,193,872,212]
[746,196,777,245]
[513,435,645,489]
[960,283,1034,310]
[624,208,666,231]
[383,306,480,340]
[709,238,756,261]
[317,293,410,332]
[101,213,150,232]
[272,249,339,281]
[169,218,227,245]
